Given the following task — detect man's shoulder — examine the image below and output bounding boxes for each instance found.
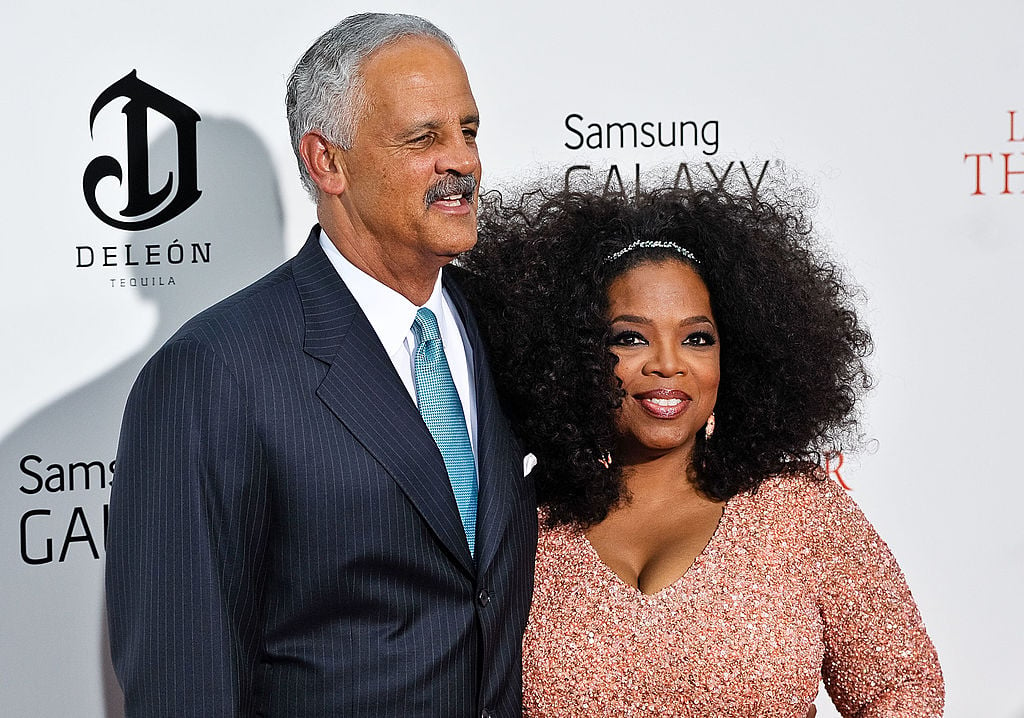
[442,262,478,299]
[168,255,303,355]
[442,263,477,314]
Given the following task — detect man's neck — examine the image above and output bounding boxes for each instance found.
[318,214,442,306]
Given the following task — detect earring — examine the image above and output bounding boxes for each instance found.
[599,452,613,468]
[704,412,715,438]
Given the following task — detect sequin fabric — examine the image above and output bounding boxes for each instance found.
[523,476,943,717]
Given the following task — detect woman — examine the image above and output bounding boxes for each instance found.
[461,185,943,717]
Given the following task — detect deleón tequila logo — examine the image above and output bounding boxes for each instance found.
[84,70,201,230]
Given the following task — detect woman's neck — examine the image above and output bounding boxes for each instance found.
[617,449,705,508]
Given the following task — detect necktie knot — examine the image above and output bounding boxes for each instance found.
[413,307,442,344]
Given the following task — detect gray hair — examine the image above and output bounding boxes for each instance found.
[286,13,458,201]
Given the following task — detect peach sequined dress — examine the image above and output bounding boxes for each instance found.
[522,476,943,717]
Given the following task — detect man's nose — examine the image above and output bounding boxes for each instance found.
[436,133,479,176]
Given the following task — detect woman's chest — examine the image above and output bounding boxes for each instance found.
[523,528,824,717]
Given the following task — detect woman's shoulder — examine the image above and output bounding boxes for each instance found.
[735,472,865,538]
[742,473,894,568]
[536,507,583,546]
[533,507,600,590]
[741,471,850,510]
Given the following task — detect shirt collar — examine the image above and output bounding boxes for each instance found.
[318,229,445,360]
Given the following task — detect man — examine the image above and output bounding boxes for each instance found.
[106,13,535,717]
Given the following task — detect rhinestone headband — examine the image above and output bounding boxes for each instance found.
[602,239,699,266]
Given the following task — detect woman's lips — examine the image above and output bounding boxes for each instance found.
[635,389,692,419]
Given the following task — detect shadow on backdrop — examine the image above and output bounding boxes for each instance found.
[0,117,285,718]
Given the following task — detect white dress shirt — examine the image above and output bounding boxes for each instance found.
[318,229,478,461]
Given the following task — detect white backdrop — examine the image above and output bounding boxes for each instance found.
[2,2,1022,717]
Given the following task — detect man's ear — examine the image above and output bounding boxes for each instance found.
[298,132,347,197]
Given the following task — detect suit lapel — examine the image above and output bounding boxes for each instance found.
[444,270,520,575]
[294,228,474,575]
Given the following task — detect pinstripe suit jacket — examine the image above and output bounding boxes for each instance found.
[106,226,536,717]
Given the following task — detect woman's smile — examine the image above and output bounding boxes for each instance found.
[634,388,692,419]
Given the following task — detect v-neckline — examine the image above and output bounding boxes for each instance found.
[579,496,733,598]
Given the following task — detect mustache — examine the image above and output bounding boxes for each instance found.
[424,173,477,206]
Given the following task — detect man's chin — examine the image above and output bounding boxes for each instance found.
[449,234,478,256]
[427,213,477,248]
[435,230,477,262]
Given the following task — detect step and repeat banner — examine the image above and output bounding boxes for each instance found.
[2,2,1022,716]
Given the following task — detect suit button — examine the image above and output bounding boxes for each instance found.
[477,589,491,607]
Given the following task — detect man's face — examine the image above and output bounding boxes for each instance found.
[338,36,481,275]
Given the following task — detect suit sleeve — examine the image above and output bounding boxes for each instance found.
[810,479,944,717]
[106,336,270,717]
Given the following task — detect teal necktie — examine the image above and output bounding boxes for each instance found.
[412,307,478,557]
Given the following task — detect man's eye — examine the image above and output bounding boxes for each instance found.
[609,330,646,347]
[410,134,434,146]
[463,128,477,142]
[683,331,717,347]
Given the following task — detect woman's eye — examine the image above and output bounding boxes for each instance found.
[683,331,717,347]
[610,330,647,347]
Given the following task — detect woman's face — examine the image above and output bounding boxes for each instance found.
[606,258,720,462]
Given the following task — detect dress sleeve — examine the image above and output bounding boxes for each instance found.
[808,478,944,717]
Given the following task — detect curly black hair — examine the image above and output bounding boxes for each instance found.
[459,182,873,528]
